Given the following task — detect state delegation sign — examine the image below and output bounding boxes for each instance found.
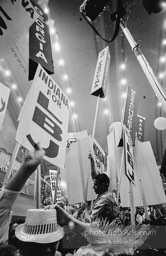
[16,64,69,168]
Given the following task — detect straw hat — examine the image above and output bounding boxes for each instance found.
[15,209,64,243]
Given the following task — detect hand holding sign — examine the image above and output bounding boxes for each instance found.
[154,117,166,130]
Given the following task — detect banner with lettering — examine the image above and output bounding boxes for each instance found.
[16,64,69,168]
[0,82,10,130]
[91,46,110,98]
[49,169,61,203]
[136,114,146,142]
[0,0,39,81]
[123,86,137,145]
[91,138,105,173]
[124,128,134,183]
[29,1,54,80]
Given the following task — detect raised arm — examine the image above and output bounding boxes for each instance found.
[5,143,45,192]
[88,153,98,179]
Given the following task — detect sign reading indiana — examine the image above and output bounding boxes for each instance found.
[16,64,70,168]
[29,1,54,80]
[91,46,110,98]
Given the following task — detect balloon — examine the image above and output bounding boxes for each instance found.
[154,117,166,130]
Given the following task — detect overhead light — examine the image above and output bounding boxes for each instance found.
[4,70,11,76]
[66,87,72,94]
[58,59,65,66]
[70,100,75,107]
[62,74,69,81]
[53,42,61,52]
[120,63,126,70]
[72,113,78,120]
[11,83,17,90]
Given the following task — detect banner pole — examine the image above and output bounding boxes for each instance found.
[2,142,20,187]
[120,19,166,110]
[92,96,100,138]
[53,168,60,204]
[117,126,125,204]
[36,165,41,209]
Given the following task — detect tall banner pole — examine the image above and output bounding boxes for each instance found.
[117,126,125,204]
[2,142,20,187]
[36,165,41,209]
[120,19,166,111]
[92,96,100,138]
[53,168,60,204]
[123,126,135,226]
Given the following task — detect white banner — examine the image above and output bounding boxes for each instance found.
[16,64,70,168]
[124,129,134,183]
[91,46,110,98]
[49,169,61,203]
[0,82,10,130]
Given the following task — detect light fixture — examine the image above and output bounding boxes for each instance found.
[53,42,61,52]
[158,72,165,79]
[4,70,11,76]
[103,109,109,115]
[62,74,69,81]
[17,96,23,103]
[120,78,127,86]
[58,59,65,66]
[120,63,126,70]
[11,83,17,90]
[70,100,75,107]
[159,56,166,63]
[66,87,72,94]
[72,113,78,120]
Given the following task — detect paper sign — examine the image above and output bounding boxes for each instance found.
[16,64,69,168]
[92,138,105,173]
[0,82,10,130]
[124,129,134,183]
[91,46,110,98]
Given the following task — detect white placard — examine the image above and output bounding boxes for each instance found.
[16,64,70,168]
[0,82,10,130]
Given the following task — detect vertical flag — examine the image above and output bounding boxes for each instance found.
[91,46,110,98]
[124,128,134,183]
[29,1,54,80]
[136,114,146,142]
[0,82,10,130]
[123,86,137,145]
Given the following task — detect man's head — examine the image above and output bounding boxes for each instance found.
[93,173,110,195]
[15,209,64,256]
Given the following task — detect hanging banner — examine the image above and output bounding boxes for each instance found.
[136,114,146,142]
[0,82,10,130]
[123,86,137,145]
[16,64,69,168]
[49,169,61,203]
[0,0,40,82]
[29,1,54,80]
[91,138,105,173]
[124,129,134,183]
[91,46,110,98]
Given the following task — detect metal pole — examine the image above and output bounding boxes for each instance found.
[120,19,166,111]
